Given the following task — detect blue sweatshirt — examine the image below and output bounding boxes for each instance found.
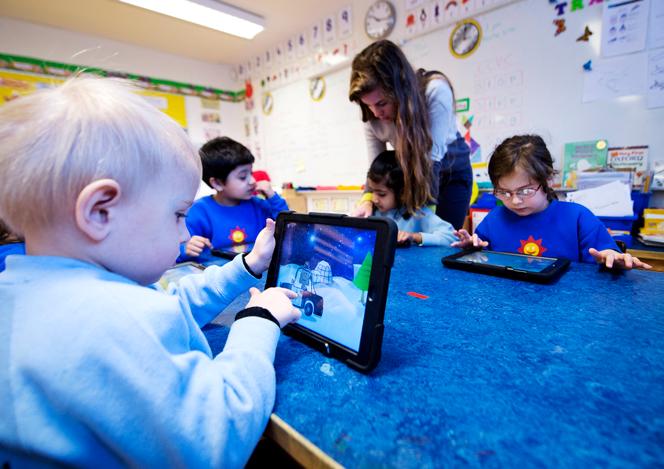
[0,254,279,468]
[0,242,25,272]
[475,200,619,262]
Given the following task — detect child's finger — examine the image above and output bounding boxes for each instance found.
[605,252,614,268]
[275,287,297,299]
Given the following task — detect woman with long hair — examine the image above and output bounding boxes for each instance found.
[349,40,472,229]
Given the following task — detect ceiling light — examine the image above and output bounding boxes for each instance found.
[117,0,264,40]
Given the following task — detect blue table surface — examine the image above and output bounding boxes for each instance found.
[203,247,664,468]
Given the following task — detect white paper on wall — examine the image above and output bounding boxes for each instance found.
[323,15,336,44]
[338,6,352,39]
[311,21,323,51]
[647,48,664,109]
[601,0,649,58]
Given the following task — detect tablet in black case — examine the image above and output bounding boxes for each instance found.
[442,249,570,283]
[266,212,397,372]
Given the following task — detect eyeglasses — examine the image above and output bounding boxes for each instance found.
[493,185,541,200]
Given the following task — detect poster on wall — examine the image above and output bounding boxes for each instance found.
[0,69,188,128]
[601,0,649,57]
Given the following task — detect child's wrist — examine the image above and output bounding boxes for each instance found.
[242,253,263,278]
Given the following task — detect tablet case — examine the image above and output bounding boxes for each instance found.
[266,212,397,372]
[442,249,570,283]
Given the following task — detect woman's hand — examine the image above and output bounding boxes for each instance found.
[244,219,276,274]
[589,248,652,270]
[451,229,488,249]
[351,200,373,218]
[185,236,212,257]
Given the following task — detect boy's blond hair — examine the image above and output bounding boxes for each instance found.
[0,76,201,236]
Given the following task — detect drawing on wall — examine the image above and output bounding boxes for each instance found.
[553,18,566,36]
[460,114,481,162]
[577,25,593,41]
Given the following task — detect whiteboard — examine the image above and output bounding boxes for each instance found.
[255,67,369,189]
[253,0,664,193]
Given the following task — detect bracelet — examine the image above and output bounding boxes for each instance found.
[235,306,280,328]
[241,253,261,279]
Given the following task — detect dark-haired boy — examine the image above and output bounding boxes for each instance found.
[182,137,288,260]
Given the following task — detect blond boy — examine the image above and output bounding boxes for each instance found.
[0,77,300,467]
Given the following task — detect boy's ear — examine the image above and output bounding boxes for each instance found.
[209,177,224,191]
[74,179,122,241]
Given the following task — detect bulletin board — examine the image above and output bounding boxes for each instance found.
[254,0,664,190]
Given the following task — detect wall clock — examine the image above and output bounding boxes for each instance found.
[365,0,396,40]
[449,18,482,59]
[261,92,273,115]
[309,76,326,102]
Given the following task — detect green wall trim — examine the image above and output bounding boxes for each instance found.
[0,53,245,102]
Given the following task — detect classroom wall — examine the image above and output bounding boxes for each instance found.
[0,16,245,146]
[243,0,664,206]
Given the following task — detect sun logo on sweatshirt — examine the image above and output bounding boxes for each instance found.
[518,235,547,256]
[228,226,247,244]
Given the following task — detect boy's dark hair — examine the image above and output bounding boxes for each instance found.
[488,135,559,201]
[0,219,21,244]
[199,137,255,187]
[368,150,413,218]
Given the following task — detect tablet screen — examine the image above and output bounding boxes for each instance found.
[455,250,557,273]
[274,221,378,352]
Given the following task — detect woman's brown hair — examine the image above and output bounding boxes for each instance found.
[349,40,434,216]
[488,135,558,201]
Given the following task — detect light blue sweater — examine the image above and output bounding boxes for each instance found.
[375,207,456,246]
[0,254,279,468]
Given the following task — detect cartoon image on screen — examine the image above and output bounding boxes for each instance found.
[457,250,556,273]
[275,222,377,352]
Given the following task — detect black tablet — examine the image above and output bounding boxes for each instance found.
[211,243,254,260]
[442,249,570,283]
[265,212,397,372]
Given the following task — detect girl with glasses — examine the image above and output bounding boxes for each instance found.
[452,135,651,270]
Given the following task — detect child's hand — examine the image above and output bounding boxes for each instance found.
[245,287,301,328]
[397,230,412,244]
[185,236,212,257]
[351,200,373,218]
[255,180,274,199]
[451,229,488,249]
[244,219,276,274]
[589,248,652,270]
[397,231,423,245]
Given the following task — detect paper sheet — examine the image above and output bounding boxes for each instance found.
[601,0,649,58]
[565,181,634,217]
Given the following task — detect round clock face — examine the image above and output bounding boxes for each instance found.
[261,92,273,115]
[449,19,482,58]
[309,76,326,102]
[365,0,396,40]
